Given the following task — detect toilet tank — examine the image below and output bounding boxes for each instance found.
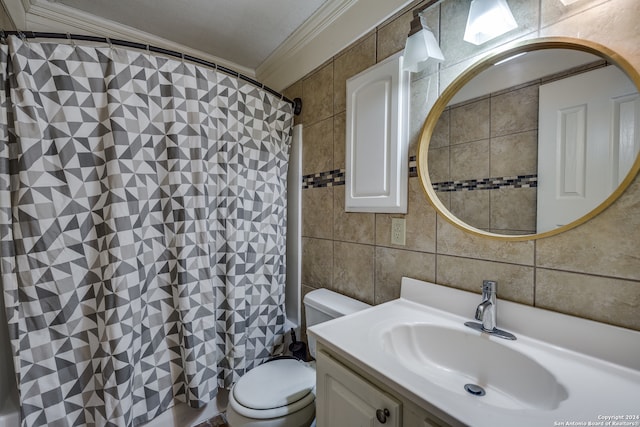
[303,288,370,358]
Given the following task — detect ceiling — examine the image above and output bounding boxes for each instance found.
[2,0,413,89]
[53,0,328,71]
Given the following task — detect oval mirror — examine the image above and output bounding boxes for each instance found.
[417,38,640,241]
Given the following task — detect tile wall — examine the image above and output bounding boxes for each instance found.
[284,0,640,333]
[429,83,541,234]
[0,5,15,30]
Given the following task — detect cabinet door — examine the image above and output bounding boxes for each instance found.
[316,351,401,427]
[345,52,409,213]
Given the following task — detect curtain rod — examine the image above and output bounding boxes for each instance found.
[0,30,303,116]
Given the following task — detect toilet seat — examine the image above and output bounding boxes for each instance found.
[230,359,316,420]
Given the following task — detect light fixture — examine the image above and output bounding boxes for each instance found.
[463,0,518,45]
[403,9,444,73]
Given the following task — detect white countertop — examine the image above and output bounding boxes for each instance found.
[309,278,640,427]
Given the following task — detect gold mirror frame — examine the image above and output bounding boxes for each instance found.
[417,37,640,241]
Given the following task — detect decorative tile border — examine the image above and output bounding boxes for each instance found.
[301,156,537,192]
[302,169,345,189]
[432,175,538,192]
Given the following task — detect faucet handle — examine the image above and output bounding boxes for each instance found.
[482,280,497,293]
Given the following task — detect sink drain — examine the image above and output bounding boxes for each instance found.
[464,384,486,396]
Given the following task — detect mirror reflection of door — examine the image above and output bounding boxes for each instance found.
[537,65,640,233]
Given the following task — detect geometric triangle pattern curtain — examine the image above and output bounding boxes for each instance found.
[0,36,292,427]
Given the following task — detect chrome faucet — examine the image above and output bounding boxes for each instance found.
[476,280,497,330]
[465,280,516,340]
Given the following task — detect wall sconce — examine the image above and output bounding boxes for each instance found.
[403,9,444,73]
[463,0,518,45]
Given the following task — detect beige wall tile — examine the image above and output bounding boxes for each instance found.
[450,139,490,182]
[0,7,15,30]
[333,186,375,244]
[440,0,539,68]
[490,130,538,177]
[303,117,333,175]
[333,112,346,170]
[427,146,450,183]
[302,62,333,126]
[536,177,640,281]
[375,247,436,304]
[333,242,375,304]
[450,190,491,230]
[435,190,451,210]
[333,34,376,114]
[428,108,450,150]
[450,97,490,144]
[490,84,538,137]
[536,269,640,330]
[302,187,334,239]
[539,0,640,72]
[377,7,414,62]
[437,255,534,304]
[410,73,440,156]
[541,0,611,28]
[376,177,437,253]
[437,216,535,265]
[302,237,333,288]
[490,187,537,233]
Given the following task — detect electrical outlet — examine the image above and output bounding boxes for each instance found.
[390,218,406,246]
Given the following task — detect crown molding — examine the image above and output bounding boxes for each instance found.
[257,0,413,91]
[5,0,255,77]
[255,0,357,83]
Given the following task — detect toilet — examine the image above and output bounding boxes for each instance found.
[226,288,370,427]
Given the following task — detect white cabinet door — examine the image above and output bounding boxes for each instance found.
[345,52,409,213]
[537,65,639,232]
[316,351,401,427]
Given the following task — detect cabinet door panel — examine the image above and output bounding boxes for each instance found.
[316,351,401,427]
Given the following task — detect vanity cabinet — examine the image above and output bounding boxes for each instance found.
[316,349,450,427]
[316,350,400,427]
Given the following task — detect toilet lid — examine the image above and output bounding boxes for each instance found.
[234,359,315,410]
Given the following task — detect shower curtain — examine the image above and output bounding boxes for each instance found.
[0,36,293,427]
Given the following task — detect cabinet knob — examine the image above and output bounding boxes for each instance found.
[376,408,390,423]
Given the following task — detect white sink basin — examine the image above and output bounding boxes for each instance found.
[381,323,568,411]
[309,278,640,427]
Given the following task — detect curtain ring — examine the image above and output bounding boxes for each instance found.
[17,31,29,46]
[0,30,6,43]
[105,36,112,49]
[66,32,75,47]
[144,44,152,62]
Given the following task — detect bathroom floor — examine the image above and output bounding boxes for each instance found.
[193,413,229,427]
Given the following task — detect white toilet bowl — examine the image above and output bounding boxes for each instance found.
[226,358,316,427]
[226,289,370,427]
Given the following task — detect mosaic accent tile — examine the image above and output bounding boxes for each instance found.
[433,175,538,192]
[302,156,537,194]
[302,169,345,188]
[409,155,418,177]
